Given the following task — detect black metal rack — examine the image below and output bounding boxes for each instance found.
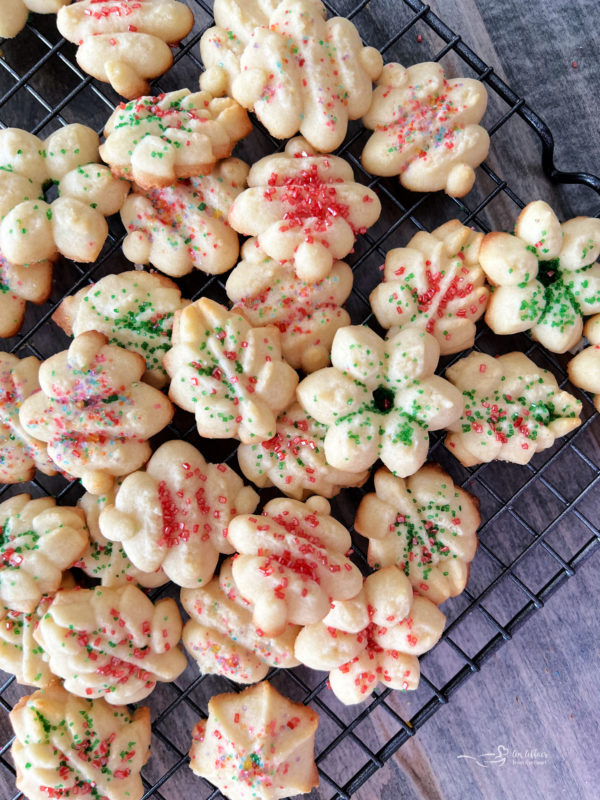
[1,1,599,798]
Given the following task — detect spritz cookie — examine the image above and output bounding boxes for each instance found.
[362,62,489,197]
[200,0,382,151]
[228,137,381,282]
[19,331,173,495]
[568,315,600,411]
[0,248,53,338]
[189,680,319,800]
[0,0,70,40]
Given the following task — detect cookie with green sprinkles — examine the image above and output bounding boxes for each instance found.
[481,199,600,353]
[34,583,187,704]
[98,439,258,589]
[294,565,446,705]
[296,325,463,478]
[181,556,300,684]
[189,680,319,800]
[370,219,489,355]
[227,238,353,373]
[53,270,187,388]
[567,314,600,412]
[163,297,298,444]
[0,494,88,614]
[444,350,582,466]
[0,247,53,338]
[11,683,151,800]
[355,464,480,605]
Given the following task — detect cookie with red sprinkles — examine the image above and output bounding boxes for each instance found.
[34,583,187,704]
[362,61,489,197]
[294,565,446,705]
[11,683,151,800]
[189,680,319,800]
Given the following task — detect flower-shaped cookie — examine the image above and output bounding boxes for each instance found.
[568,315,600,411]
[0,494,88,613]
[0,124,129,266]
[0,352,56,483]
[53,270,187,388]
[200,0,383,152]
[100,89,252,189]
[164,298,298,443]
[19,331,174,495]
[11,684,151,800]
[297,325,463,477]
[227,238,354,372]
[99,440,259,588]
[77,487,168,588]
[34,584,187,703]
[355,465,479,604]
[237,402,369,500]
[228,137,382,282]
[189,680,319,800]
[120,158,249,277]
[370,220,489,354]
[57,0,194,98]
[181,557,299,684]
[0,247,53,338]
[294,565,446,705]
[480,200,600,352]
[445,351,582,466]
[362,62,490,197]
[228,495,363,637]
[1,0,70,39]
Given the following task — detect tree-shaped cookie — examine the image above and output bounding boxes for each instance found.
[34,584,187,703]
[0,494,88,613]
[100,89,252,189]
[11,684,151,800]
[568,315,600,411]
[98,440,258,588]
[181,557,299,684]
[1,0,70,40]
[445,351,582,466]
[355,465,479,604]
[228,137,382,282]
[480,200,600,352]
[77,487,168,588]
[57,0,194,98]
[370,220,489,354]
[19,331,173,495]
[0,124,129,267]
[297,325,463,477]
[189,681,319,800]
[227,495,363,637]
[53,270,187,388]
[362,62,490,197]
[227,238,354,372]
[120,158,249,277]
[0,353,56,483]
[237,402,369,500]
[0,248,53,338]
[164,298,298,443]
[295,565,446,705]
[200,0,383,152]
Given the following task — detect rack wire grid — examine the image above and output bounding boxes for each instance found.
[1,0,600,798]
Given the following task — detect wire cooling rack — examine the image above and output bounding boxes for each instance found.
[1,1,600,798]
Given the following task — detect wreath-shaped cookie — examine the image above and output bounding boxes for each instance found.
[355,465,480,604]
[370,220,489,354]
[294,565,446,705]
[181,557,299,684]
[228,137,381,282]
[362,62,489,197]
[480,200,600,352]
[297,325,463,476]
[164,298,298,443]
[445,351,582,466]
[200,0,383,151]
